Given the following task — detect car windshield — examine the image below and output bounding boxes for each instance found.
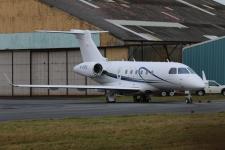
[178,68,189,74]
[209,81,220,86]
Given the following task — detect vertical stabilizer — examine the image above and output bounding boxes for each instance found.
[75,30,106,62]
[36,29,107,62]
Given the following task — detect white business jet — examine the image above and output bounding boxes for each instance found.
[5,29,205,103]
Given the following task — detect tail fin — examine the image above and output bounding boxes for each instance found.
[202,70,207,81]
[36,29,107,62]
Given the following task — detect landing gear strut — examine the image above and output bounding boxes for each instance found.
[133,95,151,103]
[106,91,116,103]
[185,91,193,104]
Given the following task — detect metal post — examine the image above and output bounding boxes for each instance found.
[141,41,144,61]
[47,50,50,96]
[11,51,14,96]
[66,50,69,96]
[164,45,171,61]
[30,51,32,96]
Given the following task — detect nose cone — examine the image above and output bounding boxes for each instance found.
[191,78,205,90]
[182,75,205,90]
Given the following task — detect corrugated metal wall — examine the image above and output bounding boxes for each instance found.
[0,32,104,96]
[183,36,225,84]
[0,52,12,96]
[0,49,105,96]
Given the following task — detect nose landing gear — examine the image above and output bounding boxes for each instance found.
[185,91,193,104]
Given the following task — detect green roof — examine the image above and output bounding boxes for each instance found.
[0,32,100,50]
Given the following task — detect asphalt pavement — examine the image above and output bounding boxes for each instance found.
[0,98,225,121]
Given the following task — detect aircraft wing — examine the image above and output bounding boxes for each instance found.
[4,74,140,91]
[12,84,140,91]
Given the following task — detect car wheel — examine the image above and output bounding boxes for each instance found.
[197,90,205,96]
[222,89,225,96]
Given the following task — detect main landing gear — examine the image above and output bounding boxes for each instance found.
[133,95,151,103]
[185,91,193,104]
[106,91,116,103]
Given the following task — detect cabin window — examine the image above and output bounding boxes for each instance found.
[125,70,128,74]
[135,70,138,74]
[169,68,177,74]
[178,68,189,74]
[130,70,133,74]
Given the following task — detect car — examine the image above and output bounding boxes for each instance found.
[196,71,225,96]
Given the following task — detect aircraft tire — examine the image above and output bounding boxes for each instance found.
[185,98,192,104]
[196,90,205,96]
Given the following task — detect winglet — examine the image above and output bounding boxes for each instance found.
[3,73,13,86]
[202,70,207,81]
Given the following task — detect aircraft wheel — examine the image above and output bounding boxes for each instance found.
[185,98,192,104]
[161,91,167,97]
[106,93,116,103]
[169,91,175,96]
[196,90,205,96]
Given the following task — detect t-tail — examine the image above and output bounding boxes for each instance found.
[36,29,107,62]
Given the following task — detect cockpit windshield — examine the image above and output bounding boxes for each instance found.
[169,68,177,74]
[178,68,189,74]
[187,67,196,74]
[169,67,196,74]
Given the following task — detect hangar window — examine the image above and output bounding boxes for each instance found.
[178,68,189,74]
[169,68,177,74]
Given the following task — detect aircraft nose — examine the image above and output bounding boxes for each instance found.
[182,76,205,90]
[192,78,205,89]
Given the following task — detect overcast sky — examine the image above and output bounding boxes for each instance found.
[213,0,225,6]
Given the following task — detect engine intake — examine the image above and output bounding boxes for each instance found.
[93,63,103,75]
[74,62,105,77]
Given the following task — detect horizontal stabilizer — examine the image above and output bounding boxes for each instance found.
[36,29,108,34]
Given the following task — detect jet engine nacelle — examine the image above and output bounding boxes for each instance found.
[73,62,104,77]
